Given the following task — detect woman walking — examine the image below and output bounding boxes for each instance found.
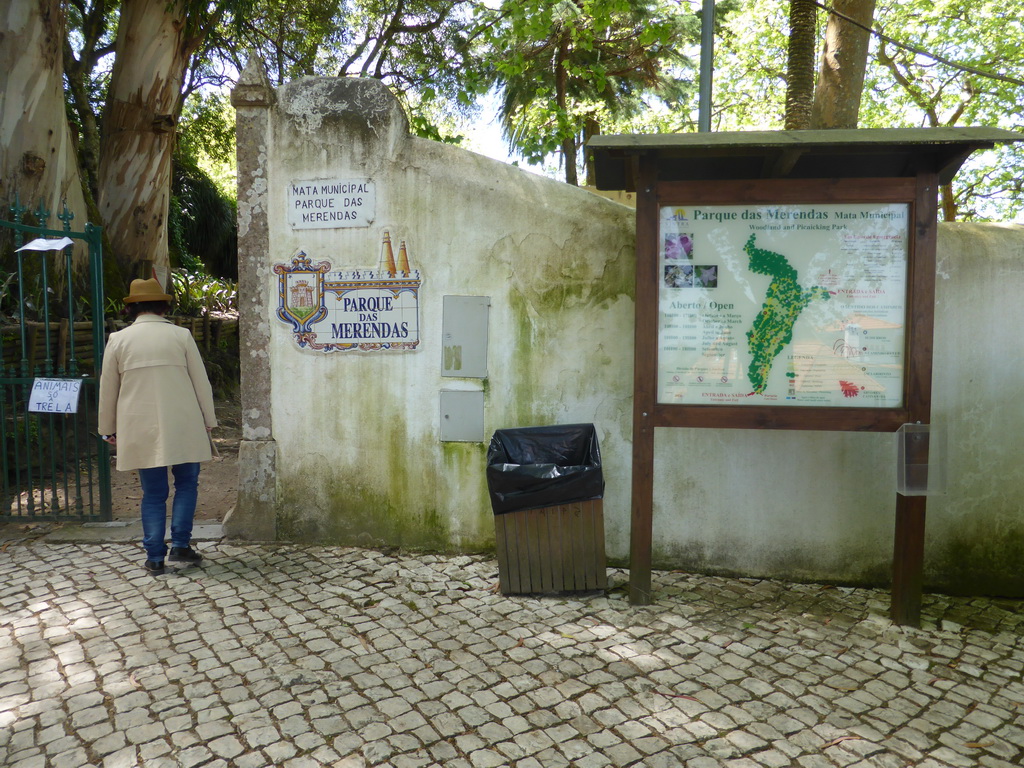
[98,278,218,575]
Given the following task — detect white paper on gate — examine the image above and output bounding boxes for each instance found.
[16,237,74,252]
[28,378,83,414]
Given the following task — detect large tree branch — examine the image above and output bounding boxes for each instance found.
[876,42,939,126]
[814,0,1024,88]
[361,0,407,78]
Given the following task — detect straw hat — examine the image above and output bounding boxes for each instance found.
[124,278,172,304]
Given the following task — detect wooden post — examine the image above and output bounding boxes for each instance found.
[629,156,660,605]
[891,495,926,626]
[890,172,938,627]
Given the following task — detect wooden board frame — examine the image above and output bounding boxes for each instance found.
[629,165,938,625]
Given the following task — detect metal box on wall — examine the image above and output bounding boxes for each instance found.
[441,295,490,378]
[440,390,484,442]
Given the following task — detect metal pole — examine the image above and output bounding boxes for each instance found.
[86,222,112,520]
[698,0,715,132]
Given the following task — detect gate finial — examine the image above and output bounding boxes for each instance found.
[10,192,26,223]
[33,198,50,226]
[58,199,75,231]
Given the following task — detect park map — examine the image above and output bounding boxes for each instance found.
[657,203,908,408]
[744,234,831,394]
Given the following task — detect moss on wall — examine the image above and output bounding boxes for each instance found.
[277,474,452,551]
[928,520,1024,597]
[276,429,495,553]
[652,539,892,588]
[504,233,635,429]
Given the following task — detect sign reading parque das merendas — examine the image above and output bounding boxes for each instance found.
[274,232,421,353]
[657,202,909,408]
[288,178,376,229]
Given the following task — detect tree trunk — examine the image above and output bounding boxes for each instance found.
[940,184,957,222]
[0,0,89,266]
[97,0,196,287]
[811,0,876,129]
[64,44,103,203]
[556,33,578,186]
[583,117,600,188]
[785,0,818,131]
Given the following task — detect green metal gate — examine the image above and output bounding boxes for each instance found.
[0,196,111,522]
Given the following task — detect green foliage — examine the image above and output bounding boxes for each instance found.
[712,0,790,130]
[478,0,701,183]
[861,0,1024,218]
[169,270,238,317]
[210,0,486,117]
[177,90,237,184]
[408,112,467,145]
[864,1,1023,129]
[56,0,1024,229]
[712,0,1024,220]
[950,143,1024,221]
[206,0,351,85]
[170,151,237,280]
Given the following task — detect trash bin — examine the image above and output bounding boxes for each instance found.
[486,424,606,595]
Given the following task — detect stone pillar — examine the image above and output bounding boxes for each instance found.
[226,56,277,541]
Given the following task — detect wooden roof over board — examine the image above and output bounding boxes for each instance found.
[587,127,1023,191]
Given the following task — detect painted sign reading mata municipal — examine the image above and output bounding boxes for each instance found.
[288,178,376,229]
[274,232,420,352]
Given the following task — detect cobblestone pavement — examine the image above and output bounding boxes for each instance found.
[1,539,1023,768]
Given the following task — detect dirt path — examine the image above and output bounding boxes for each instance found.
[110,393,241,522]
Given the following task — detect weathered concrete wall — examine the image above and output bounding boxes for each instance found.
[229,68,635,554]
[231,64,1024,596]
[929,223,1024,594]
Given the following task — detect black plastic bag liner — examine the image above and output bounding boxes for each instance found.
[486,423,604,515]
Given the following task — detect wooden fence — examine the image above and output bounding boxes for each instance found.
[1,315,239,376]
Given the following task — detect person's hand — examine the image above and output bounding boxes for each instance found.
[103,435,116,446]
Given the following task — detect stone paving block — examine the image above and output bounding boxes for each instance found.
[978,757,1024,768]
[4,541,1024,768]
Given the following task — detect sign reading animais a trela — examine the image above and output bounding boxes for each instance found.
[288,178,376,229]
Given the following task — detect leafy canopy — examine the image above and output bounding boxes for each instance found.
[476,0,701,183]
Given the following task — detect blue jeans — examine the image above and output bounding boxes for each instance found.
[138,463,201,561]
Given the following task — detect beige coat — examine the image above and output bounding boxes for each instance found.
[98,315,218,471]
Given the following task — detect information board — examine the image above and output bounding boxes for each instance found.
[657,203,909,408]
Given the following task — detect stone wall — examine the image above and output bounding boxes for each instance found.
[229,63,635,554]
[230,60,1024,596]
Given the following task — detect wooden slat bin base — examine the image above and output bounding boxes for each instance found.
[494,499,607,595]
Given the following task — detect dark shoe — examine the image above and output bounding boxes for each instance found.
[145,560,165,575]
[168,546,203,564]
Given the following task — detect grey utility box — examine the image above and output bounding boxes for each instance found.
[440,390,485,442]
[441,296,490,378]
